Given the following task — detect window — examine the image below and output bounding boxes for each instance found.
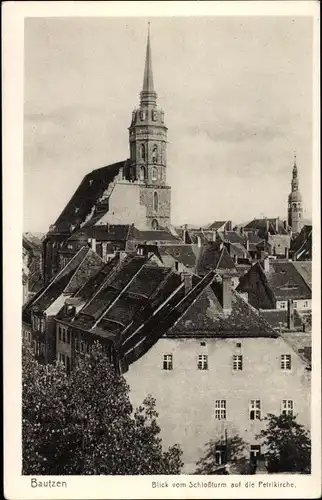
[75,338,79,351]
[139,166,146,181]
[250,445,261,462]
[198,354,208,370]
[281,354,291,370]
[152,145,158,163]
[153,192,158,212]
[215,445,226,465]
[140,144,146,161]
[152,110,158,121]
[304,300,309,308]
[40,318,45,333]
[152,167,157,180]
[80,341,85,353]
[214,400,226,420]
[293,301,298,309]
[40,343,45,356]
[200,341,206,347]
[139,110,146,121]
[58,326,62,341]
[152,219,159,230]
[236,342,242,348]
[249,400,261,420]
[233,355,243,371]
[163,354,173,371]
[279,301,287,309]
[36,317,41,331]
[281,399,294,416]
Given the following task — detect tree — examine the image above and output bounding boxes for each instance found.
[195,433,255,475]
[256,413,311,473]
[22,340,183,475]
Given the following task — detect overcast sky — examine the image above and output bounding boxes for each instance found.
[24,16,313,233]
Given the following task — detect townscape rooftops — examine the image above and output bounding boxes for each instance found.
[290,225,312,259]
[292,261,312,290]
[206,221,230,230]
[67,224,132,243]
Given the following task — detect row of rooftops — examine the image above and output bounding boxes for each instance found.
[23,245,312,369]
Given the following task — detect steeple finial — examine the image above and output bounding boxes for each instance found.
[140,23,157,105]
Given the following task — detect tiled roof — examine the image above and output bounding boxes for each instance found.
[206,221,230,230]
[67,224,132,243]
[158,244,197,268]
[196,242,237,275]
[259,309,304,330]
[244,218,288,236]
[51,161,126,233]
[226,242,249,259]
[292,261,312,290]
[263,261,311,300]
[22,247,101,321]
[167,285,278,338]
[129,229,181,243]
[280,331,312,366]
[291,226,312,259]
[218,231,246,245]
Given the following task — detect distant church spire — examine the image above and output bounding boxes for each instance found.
[288,152,303,233]
[140,23,157,105]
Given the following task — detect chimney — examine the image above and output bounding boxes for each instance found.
[227,220,232,231]
[240,226,244,235]
[263,256,270,273]
[90,238,96,253]
[287,299,294,330]
[275,218,279,233]
[182,272,193,294]
[222,275,232,313]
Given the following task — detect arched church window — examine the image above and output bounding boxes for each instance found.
[140,144,146,161]
[153,192,159,212]
[152,167,157,180]
[152,145,158,164]
[139,166,146,181]
[152,219,159,230]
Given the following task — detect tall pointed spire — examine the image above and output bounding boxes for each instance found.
[140,23,157,105]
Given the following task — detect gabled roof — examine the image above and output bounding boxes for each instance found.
[167,285,279,339]
[261,261,311,301]
[129,228,182,243]
[206,221,229,230]
[291,225,312,260]
[196,242,237,275]
[67,224,132,243]
[158,244,197,268]
[244,218,289,236]
[218,231,246,245]
[22,247,104,322]
[292,261,312,290]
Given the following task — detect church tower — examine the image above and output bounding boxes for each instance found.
[129,24,171,230]
[287,154,303,234]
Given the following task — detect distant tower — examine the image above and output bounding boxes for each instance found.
[287,154,303,233]
[128,24,171,230]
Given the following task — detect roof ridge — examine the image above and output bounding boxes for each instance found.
[27,246,89,309]
[62,247,93,293]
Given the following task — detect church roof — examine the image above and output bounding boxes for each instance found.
[67,224,132,243]
[50,160,127,234]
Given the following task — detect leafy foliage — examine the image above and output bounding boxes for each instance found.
[195,433,254,474]
[256,413,311,473]
[22,340,183,475]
